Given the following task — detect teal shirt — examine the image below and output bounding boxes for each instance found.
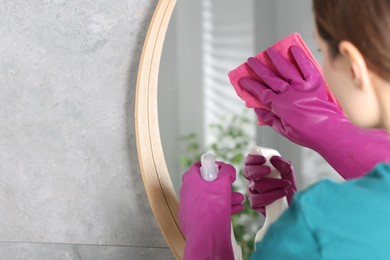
[251,163,390,260]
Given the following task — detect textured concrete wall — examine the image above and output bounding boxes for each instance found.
[0,0,174,259]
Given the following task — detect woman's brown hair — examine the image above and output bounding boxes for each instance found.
[313,0,390,80]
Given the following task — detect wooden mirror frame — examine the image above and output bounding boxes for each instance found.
[135,0,184,259]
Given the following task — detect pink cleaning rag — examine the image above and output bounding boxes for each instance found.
[228,33,339,125]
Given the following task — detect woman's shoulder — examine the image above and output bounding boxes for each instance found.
[292,177,343,207]
[254,164,390,259]
[295,163,390,203]
[291,163,390,227]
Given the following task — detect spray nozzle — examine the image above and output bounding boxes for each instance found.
[200,152,219,181]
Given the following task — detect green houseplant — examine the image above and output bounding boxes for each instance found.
[180,112,262,260]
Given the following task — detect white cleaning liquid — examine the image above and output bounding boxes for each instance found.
[250,146,289,243]
[200,152,242,260]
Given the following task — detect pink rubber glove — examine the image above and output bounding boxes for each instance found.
[239,45,390,180]
[179,161,245,260]
[244,154,296,216]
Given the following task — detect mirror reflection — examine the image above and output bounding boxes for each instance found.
[158,0,342,257]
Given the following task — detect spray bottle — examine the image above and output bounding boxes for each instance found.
[200,152,243,260]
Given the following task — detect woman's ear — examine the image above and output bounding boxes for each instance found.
[338,41,371,90]
[337,41,383,128]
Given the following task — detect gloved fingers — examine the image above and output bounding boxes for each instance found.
[269,156,296,186]
[248,189,288,209]
[269,156,293,176]
[269,156,297,203]
[216,162,236,183]
[250,205,266,216]
[248,177,291,193]
[245,154,267,165]
[232,192,245,205]
[286,189,296,205]
[266,47,302,84]
[257,206,266,216]
[290,45,318,84]
[231,204,244,215]
[254,108,285,132]
[247,57,289,93]
[231,192,245,215]
[239,77,276,108]
[243,164,271,180]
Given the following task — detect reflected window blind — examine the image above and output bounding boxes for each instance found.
[202,0,256,146]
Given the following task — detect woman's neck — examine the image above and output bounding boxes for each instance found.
[374,76,390,131]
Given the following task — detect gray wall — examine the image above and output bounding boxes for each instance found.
[0,0,174,259]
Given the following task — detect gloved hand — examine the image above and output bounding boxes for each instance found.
[179,161,245,260]
[239,45,390,180]
[244,154,296,216]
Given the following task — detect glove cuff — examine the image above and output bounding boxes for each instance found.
[313,120,390,180]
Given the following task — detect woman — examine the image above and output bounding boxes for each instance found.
[179,0,390,259]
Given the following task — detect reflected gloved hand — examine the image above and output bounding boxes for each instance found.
[244,154,296,216]
[179,161,245,260]
[239,45,390,180]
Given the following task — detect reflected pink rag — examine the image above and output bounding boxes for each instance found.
[228,33,339,125]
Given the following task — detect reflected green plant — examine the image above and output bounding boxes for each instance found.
[180,112,261,260]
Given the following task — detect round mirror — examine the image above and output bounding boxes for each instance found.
[137,0,342,259]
